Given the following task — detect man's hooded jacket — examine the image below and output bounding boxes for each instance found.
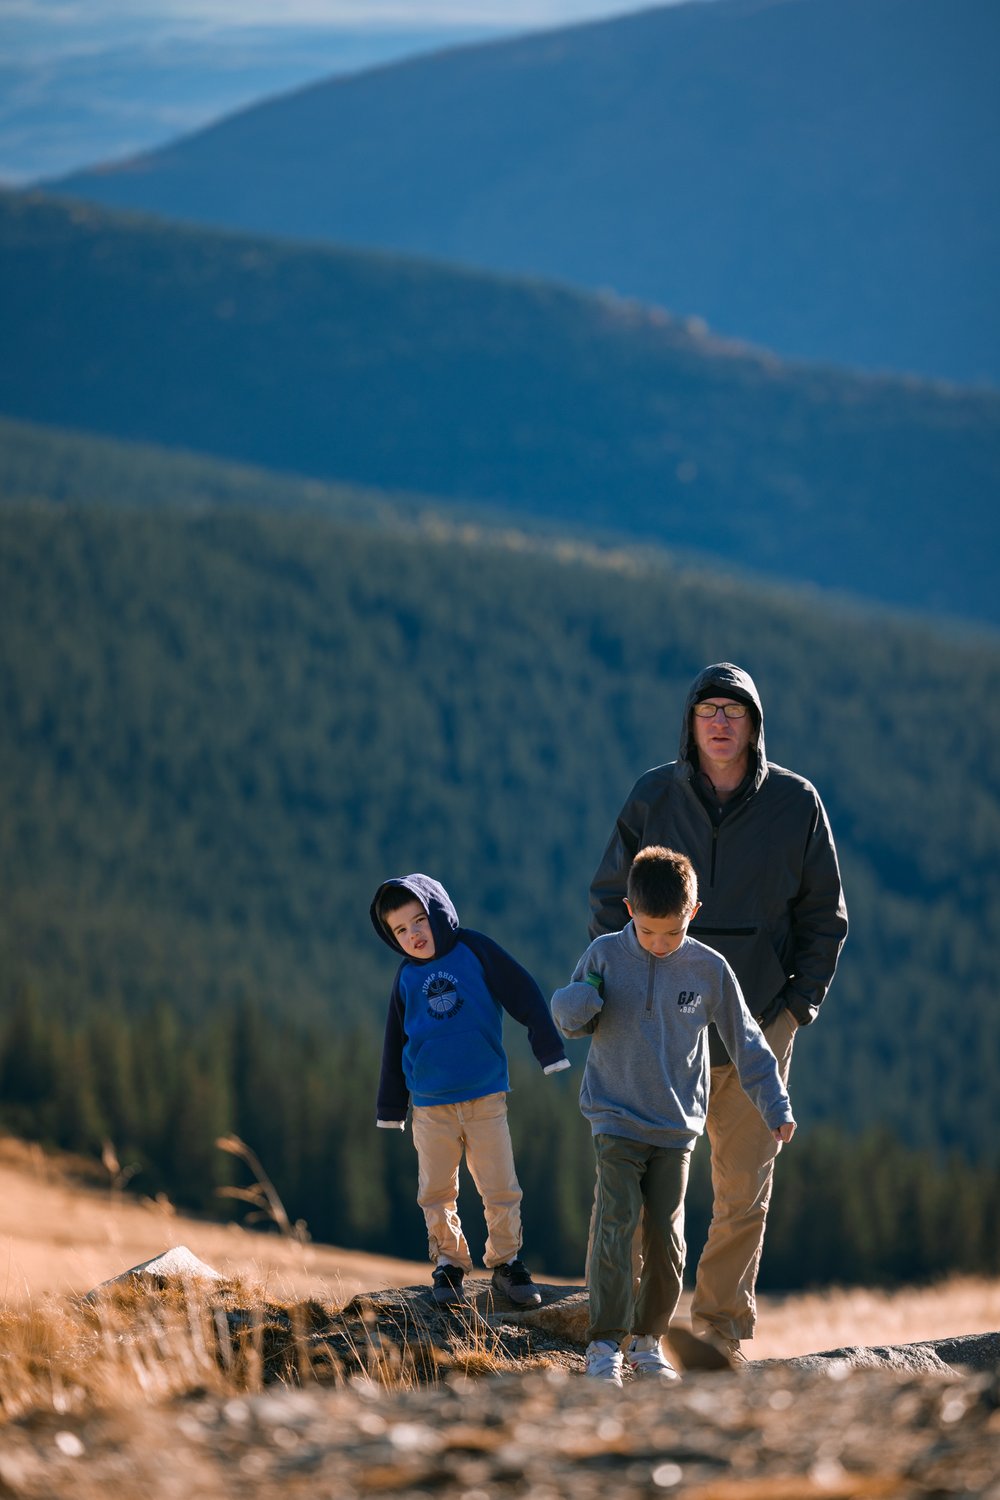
[371,874,567,1123]
[589,663,847,1065]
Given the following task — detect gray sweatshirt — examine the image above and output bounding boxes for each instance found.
[551,923,793,1149]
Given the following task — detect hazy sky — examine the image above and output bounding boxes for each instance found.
[10,1,664,22]
[3,1,681,44]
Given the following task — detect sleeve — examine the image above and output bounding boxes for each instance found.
[551,945,606,1039]
[710,967,794,1132]
[783,790,849,1026]
[375,973,411,1127]
[588,779,647,940]
[463,931,568,1071]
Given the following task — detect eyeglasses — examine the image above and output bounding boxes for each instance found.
[692,701,749,719]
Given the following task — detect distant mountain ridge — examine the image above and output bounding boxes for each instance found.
[2,189,998,627]
[50,0,1000,385]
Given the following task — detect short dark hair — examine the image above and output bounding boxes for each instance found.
[627,846,698,917]
[377,885,425,928]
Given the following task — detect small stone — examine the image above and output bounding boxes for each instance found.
[84,1245,223,1300]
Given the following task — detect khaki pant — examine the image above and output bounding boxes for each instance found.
[587,1134,692,1347]
[691,1006,799,1342]
[411,1092,523,1270]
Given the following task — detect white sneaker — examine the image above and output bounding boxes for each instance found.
[627,1334,680,1381]
[585,1339,624,1387]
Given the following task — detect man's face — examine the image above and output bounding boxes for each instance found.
[387,899,436,959]
[625,900,701,957]
[691,697,754,776]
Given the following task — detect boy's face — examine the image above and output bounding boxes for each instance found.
[387,899,436,959]
[625,900,701,958]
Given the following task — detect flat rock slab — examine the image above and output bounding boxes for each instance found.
[780,1330,1000,1375]
[923,1331,1000,1372]
[326,1278,588,1378]
[777,1343,956,1374]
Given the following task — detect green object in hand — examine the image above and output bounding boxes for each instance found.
[585,971,603,991]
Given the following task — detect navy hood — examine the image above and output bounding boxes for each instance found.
[370,873,460,959]
[679,662,766,790]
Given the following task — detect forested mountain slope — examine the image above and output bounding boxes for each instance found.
[2,416,998,1187]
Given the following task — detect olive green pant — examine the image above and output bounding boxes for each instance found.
[586,1133,692,1347]
[586,1008,799,1343]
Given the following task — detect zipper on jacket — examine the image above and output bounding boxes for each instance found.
[645,955,656,1017]
[710,824,719,887]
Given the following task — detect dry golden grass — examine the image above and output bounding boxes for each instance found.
[1,1131,998,1380]
[0,1277,574,1425]
[0,1135,430,1308]
[0,1283,232,1422]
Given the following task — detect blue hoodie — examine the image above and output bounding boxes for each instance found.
[370,873,568,1123]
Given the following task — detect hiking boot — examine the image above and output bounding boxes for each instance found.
[585,1339,624,1387]
[664,1325,733,1373]
[627,1334,680,1381]
[490,1258,542,1307]
[690,1323,749,1371]
[431,1263,466,1305]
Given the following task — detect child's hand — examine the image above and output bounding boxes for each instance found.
[772,1121,796,1144]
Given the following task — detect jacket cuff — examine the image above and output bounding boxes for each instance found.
[785,993,818,1026]
[543,1058,571,1074]
[376,1119,406,1130]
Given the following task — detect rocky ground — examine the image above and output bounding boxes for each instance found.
[1,1277,998,1499]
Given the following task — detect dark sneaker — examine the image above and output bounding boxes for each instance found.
[431,1264,466,1305]
[491,1258,542,1307]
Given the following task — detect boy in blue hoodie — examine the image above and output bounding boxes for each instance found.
[371,873,569,1307]
[552,847,794,1386]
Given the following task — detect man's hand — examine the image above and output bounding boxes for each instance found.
[772,1121,796,1144]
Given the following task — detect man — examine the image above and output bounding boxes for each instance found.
[589,662,847,1362]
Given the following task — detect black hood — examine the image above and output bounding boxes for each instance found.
[370,873,460,959]
[679,662,766,790]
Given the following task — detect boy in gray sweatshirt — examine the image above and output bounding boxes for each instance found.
[552,846,795,1386]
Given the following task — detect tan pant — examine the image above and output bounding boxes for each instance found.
[691,1006,799,1342]
[411,1092,523,1270]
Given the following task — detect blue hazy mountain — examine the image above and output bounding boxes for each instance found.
[1,18,502,184]
[49,0,1000,385]
[2,188,997,627]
